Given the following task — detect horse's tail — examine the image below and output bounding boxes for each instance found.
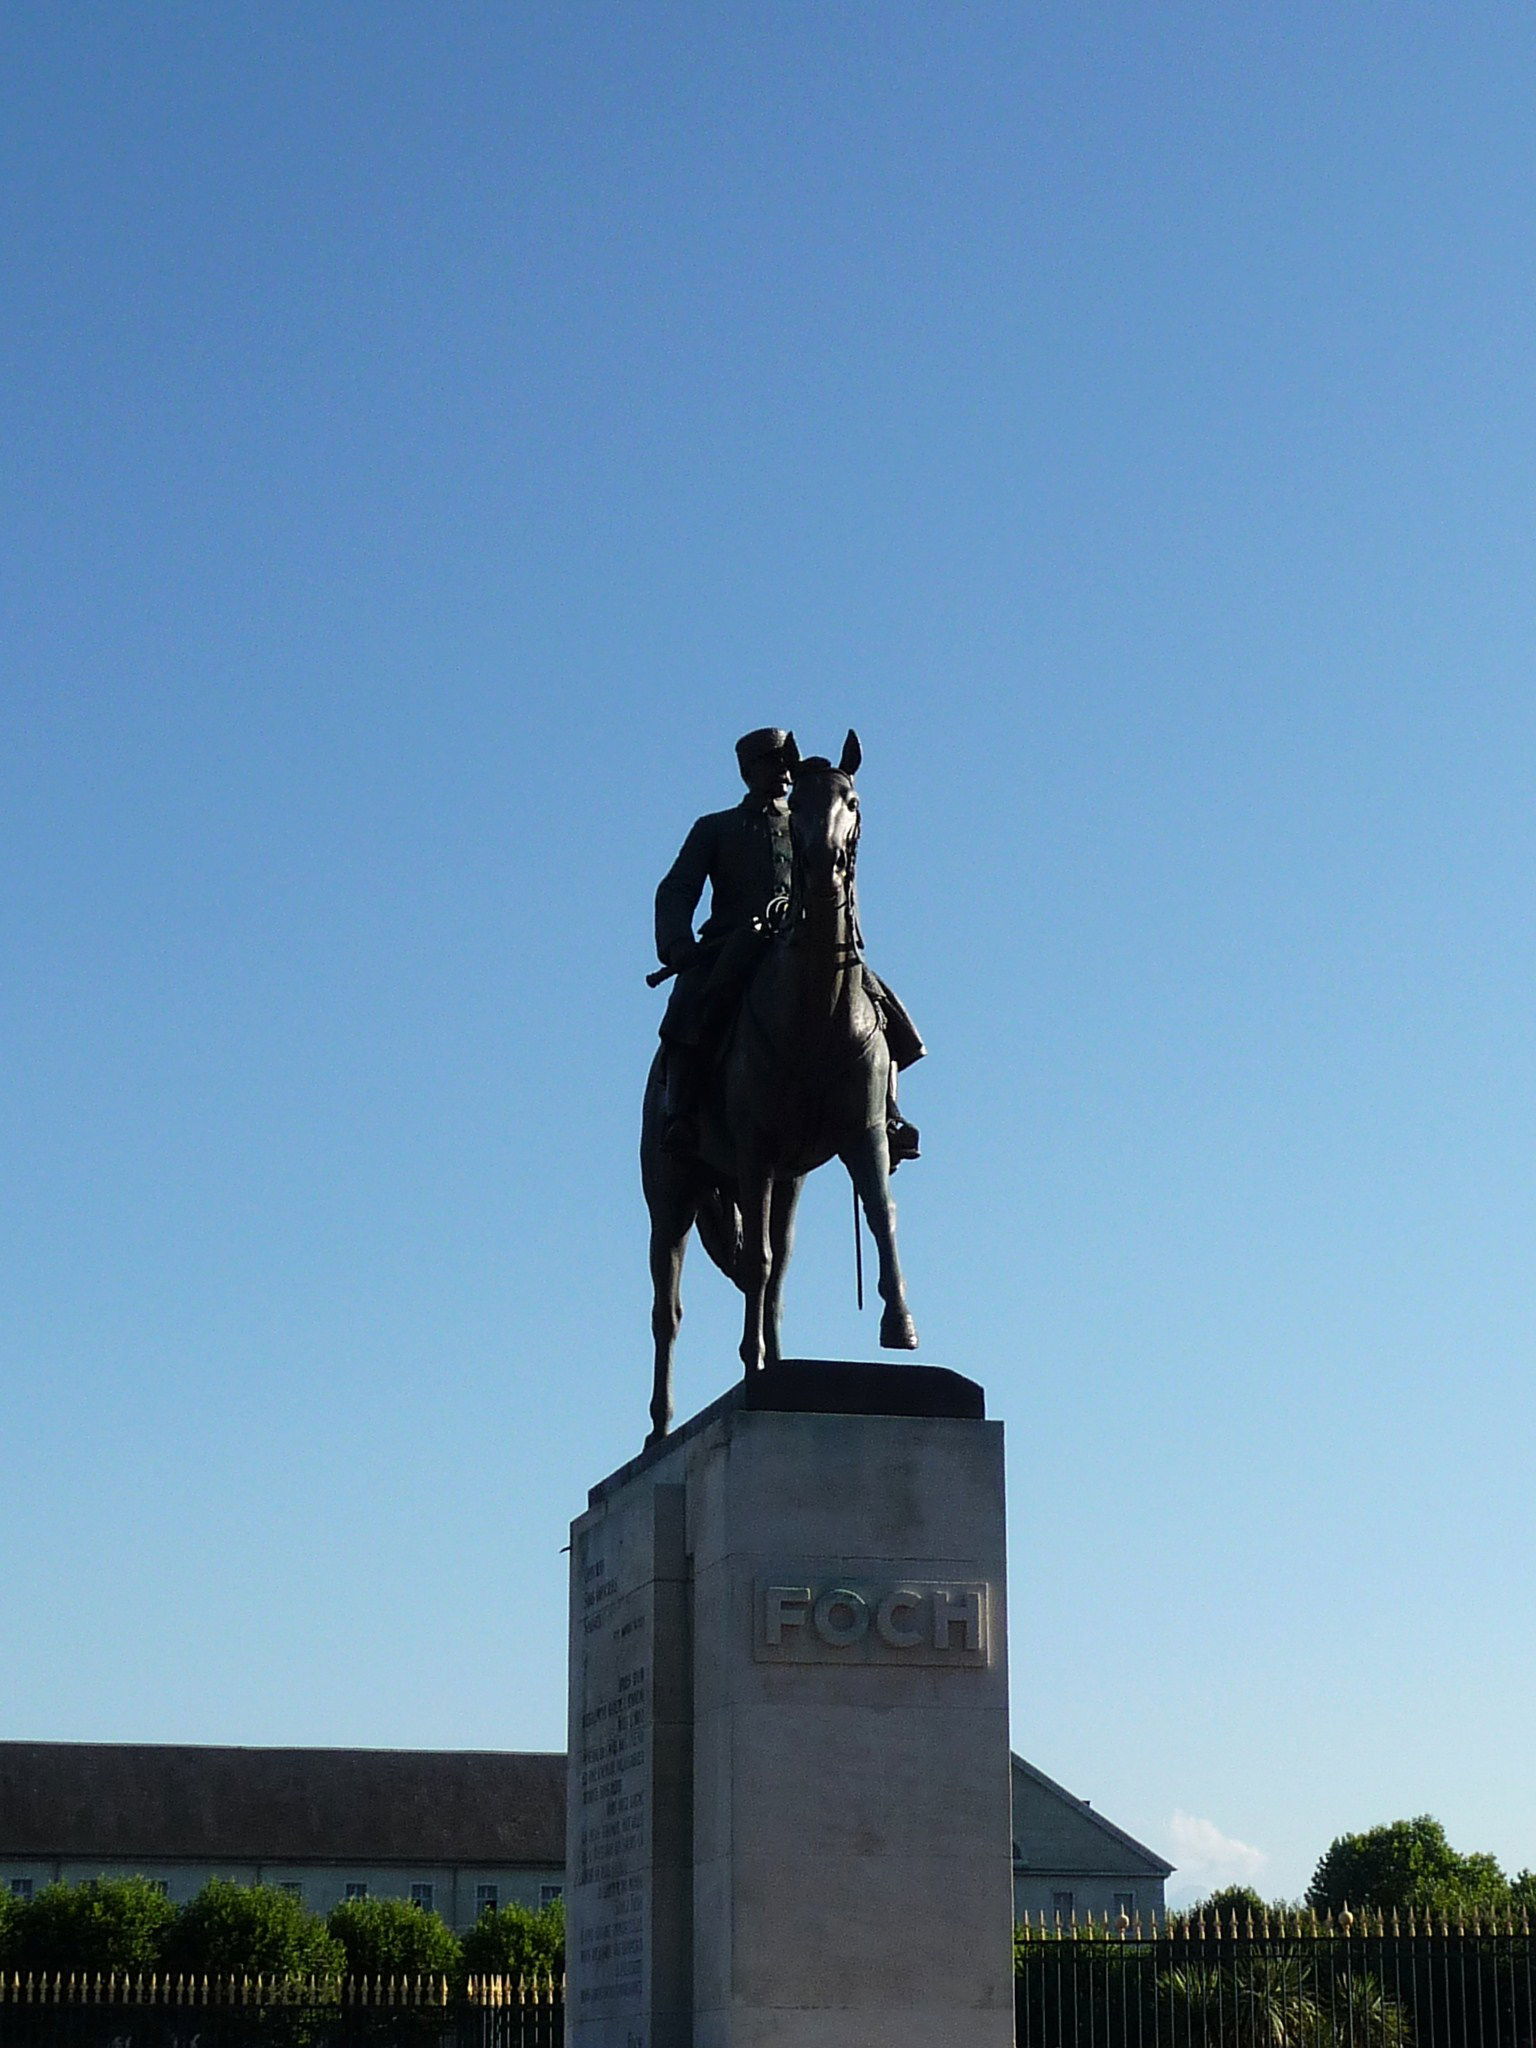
[695,1180,746,1292]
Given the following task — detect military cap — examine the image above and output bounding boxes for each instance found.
[735,727,792,775]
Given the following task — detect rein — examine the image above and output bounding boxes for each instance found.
[740,797,875,1070]
[778,786,864,960]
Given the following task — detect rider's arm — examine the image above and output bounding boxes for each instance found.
[655,815,715,967]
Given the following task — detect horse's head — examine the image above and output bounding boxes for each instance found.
[786,728,862,901]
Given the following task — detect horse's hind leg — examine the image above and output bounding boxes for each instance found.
[841,1126,918,1351]
[737,1168,773,1375]
[763,1176,803,1367]
[647,1212,691,1444]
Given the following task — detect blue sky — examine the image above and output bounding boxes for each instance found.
[3,2,1534,1906]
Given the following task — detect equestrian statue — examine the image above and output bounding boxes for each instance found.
[641,726,924,1442]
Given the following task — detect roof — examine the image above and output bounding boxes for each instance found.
[0,1742,1168,1883]
[1010,1754,1174,1878]
[0,1744,565,1867]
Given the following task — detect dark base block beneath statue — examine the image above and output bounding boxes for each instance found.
[589,1358,985,1509]
[567,1363,1015,2047]
[743,1355,985,1419]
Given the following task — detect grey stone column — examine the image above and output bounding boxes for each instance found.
[567,1363,1014,2048]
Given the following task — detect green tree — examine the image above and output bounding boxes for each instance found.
[1511,1870,1536,1915]
[459,1899,564,1980]
[7,1877,178,1973]
[1191,1886,1272,1928]
[326,1897,461,1980]
[165,1880,343,1979]
[0,1885,18,1967]
[1307,1817,1510,1917]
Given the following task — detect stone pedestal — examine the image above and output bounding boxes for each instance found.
[566,1362,1014,2048]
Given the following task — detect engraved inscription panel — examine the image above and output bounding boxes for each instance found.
[753,1568,992,1668]
[572,1525,651,2019]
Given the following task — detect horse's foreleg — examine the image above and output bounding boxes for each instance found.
[763,1176,803,1367]
[841,1126,918,1351]
[647,1217,690,1444]
[737,1169,773,1375]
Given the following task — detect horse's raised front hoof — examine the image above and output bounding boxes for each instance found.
[879,1308,919,1351]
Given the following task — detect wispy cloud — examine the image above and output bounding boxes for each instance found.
[1167,1810,1268,1900]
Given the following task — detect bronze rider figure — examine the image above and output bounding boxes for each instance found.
[654,726,924,1164]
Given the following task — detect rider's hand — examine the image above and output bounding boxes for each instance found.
[666,937,698,972]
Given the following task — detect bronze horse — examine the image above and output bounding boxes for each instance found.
[640,730,919,1441]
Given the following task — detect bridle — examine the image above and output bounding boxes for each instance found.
[777,768,865,961]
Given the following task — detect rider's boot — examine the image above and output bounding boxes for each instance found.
[662,1045,702,1160]
[886,1070,920,1168]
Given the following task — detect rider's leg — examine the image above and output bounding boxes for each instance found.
[884,1052,921,1166]
[864,972,922,1166]
[662,1042,702,1157]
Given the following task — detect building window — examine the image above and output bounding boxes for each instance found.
[345,1883,369,1901]
[411,1884,434,1912]
[1114,1892,1135,1921]
[539,1885,563,1908]
[1052,1890,1074,1923]
[475,1885,498,1916]
[278,1882,303,1898]
[9,1879,33,1901]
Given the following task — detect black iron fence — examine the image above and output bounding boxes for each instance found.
[0,1976,561,2048]
[1016,1912,1536,2048]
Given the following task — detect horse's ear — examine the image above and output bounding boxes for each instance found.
[782,730,800,771]
[839,728,862,776]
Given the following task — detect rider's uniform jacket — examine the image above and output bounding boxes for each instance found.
[654,789,925,1070]
[655,793,793,964]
